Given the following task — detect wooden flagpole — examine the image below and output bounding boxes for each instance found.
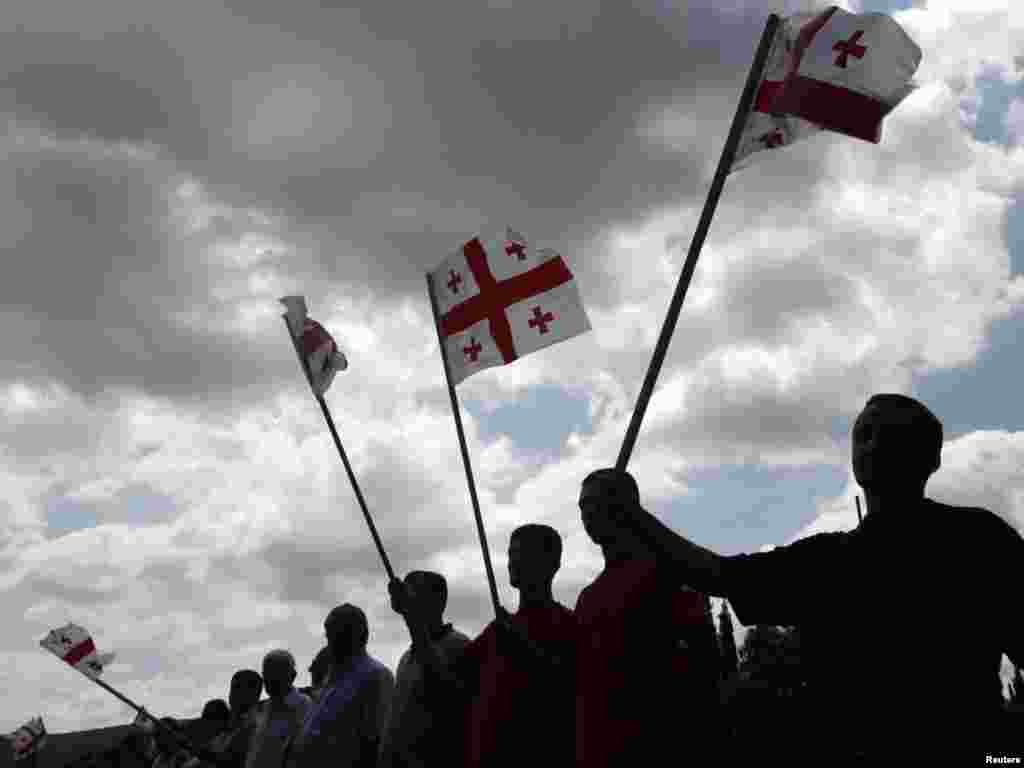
[616,13,782,471]
[282,317,395,582]
[425,272,503,619]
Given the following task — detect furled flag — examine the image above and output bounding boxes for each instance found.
[429,227,591,385]
[280,296,349,396]
[40,623,116,679]
[732,5,921,172]
[2,717,48,761]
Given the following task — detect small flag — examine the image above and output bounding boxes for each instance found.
[40,623,116,679]
[732,6,921,172]
[429,227,591,385]
[3,718,47,761]
[280,296,349,396]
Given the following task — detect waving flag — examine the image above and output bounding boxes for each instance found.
[40,623,115,679]
[3,718,48,761]
[280,296,349,396]
[429,227,591,385]
[732,6,921,172]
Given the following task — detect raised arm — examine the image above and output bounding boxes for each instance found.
[620,506,729,596]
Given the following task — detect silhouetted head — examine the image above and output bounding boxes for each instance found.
[325,604,369,664]
[262,649,297,701]
[404,571,448,624]
[309,646,333,688]
[200,698,230,724]
[852,394,942,496]
[228,669,263,719]
[579,468,641,550]
[508,524,562,590]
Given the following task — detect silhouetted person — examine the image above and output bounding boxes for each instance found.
[244,650,311,768]
[588,394,1024,763]
[205,670,262,768]
[284,604,394,768]
[575,469,718,768]
[382,570,471,768]
[151,719,191,768]
[305,647,333,700]
[201,700,231,727]
[437,524,577,767]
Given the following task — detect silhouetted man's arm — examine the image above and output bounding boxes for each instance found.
[618,506,728,595]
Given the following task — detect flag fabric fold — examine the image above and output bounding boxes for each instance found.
[280,296,349,396]
[40,623,115,679]
[732,5,921,172]
[428,227,591,386]
[3,717,47,761]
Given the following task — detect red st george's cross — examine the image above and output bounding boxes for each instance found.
[833,30,867,68]
[441,238,573,365]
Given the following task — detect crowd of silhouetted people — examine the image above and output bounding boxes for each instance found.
[61,396,1024,766]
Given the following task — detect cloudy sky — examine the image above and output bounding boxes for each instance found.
[2,0,1022,731]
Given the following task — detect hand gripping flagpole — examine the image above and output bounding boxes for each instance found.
[282,317,396,582]
[616,13,781,471]
[425,273,503,619]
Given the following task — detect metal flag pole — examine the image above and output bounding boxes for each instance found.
[425,272,503,619]
[616,13,782,471]
[282,317,395,582]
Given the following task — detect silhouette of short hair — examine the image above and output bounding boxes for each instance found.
[511,523,563,562]
[309,646,332,683]
[325,604,369,651]
[230,669,263,690]
[201,699,230,722]
[262,649,296,674]
[863,394,943,471]
[582,468,641,506]
[406,571,448,612]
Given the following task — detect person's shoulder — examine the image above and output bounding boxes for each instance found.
[440,627,472,652]
[367,656,395,683]
[927,498,1018,531]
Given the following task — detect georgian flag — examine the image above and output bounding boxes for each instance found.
[428,227,591,385]
[732,6,921,172]
[40,623,115,679]
[280,296,349,396]
[3,717,48,761]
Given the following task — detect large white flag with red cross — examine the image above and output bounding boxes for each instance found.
[429,227,591,386]
[732,6,921,172]
[40,623,115,679]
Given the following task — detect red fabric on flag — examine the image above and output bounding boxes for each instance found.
[63,636,97,667]
[300,319,336,359]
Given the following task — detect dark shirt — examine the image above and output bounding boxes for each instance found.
[457,602,577,768]
[723,498,1024,760]
[574,558,717,768]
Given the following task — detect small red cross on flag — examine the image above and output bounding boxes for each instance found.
[427,227,591,385]
[731,6,920,173]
